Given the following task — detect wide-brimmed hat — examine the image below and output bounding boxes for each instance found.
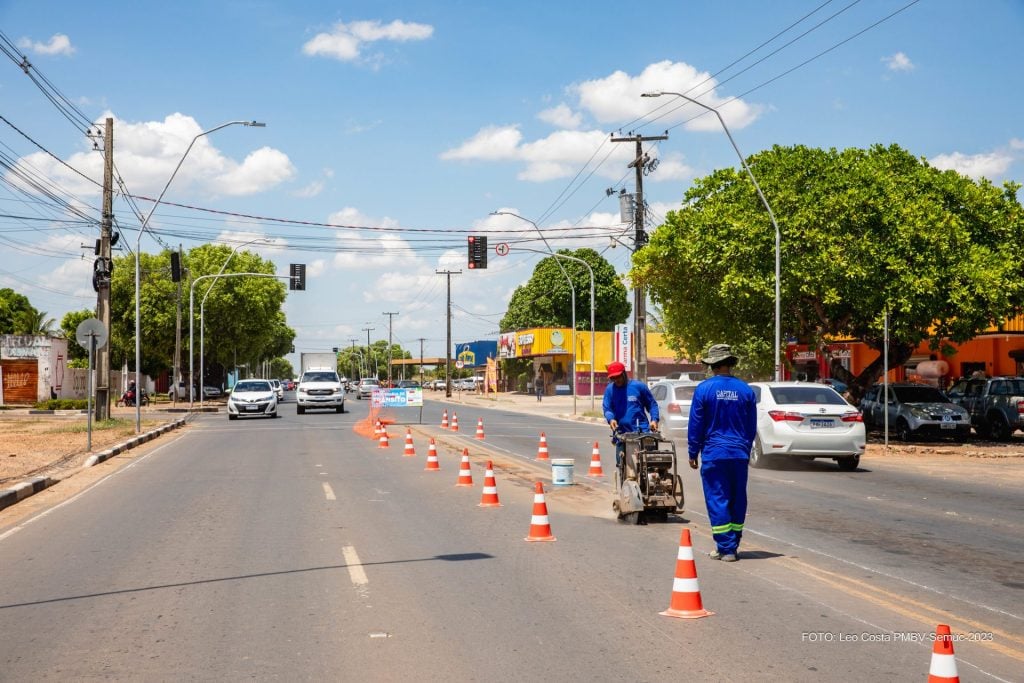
[701,344,739,366]
[606,361,626,378]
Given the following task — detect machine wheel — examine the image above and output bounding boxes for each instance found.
[895,419,913,442]
[836,455,859,471]
[618,511,645,525]
[989,415,1013,442]
[749,439,770,469]
[297,405,305,415]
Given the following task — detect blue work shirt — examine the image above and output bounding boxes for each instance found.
[687,374,757,461]
[603,379,659,433]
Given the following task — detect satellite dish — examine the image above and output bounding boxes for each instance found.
[75,317,108,352]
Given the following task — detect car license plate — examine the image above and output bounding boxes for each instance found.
[809,418,834,429]
[941,422,955,430]
[246,405,258,411]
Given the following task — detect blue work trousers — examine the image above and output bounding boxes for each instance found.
[700,458,749,554]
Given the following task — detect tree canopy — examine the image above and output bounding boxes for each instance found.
[60,309,95,365]
[500,248,630,332]
[0,288,48,335]
[632,143,1024,396]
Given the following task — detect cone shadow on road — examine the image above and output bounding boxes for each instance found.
[0,553,496,610]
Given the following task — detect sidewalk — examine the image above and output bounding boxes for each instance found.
[429,390,605,423]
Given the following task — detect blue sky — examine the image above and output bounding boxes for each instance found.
[1,0,1022,371]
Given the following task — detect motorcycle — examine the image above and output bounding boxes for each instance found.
[117,387,150,407]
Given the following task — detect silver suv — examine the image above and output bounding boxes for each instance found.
[947,376,1024,441]
[859,383,970,441]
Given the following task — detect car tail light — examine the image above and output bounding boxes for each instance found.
[768,410,805,422]
[1017,400,1024,415]
[667,403,682,414]
[840,412,864,422]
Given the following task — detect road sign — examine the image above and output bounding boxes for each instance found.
[495,242,510,256]
[455,360,465,369]
[75,317,108,351]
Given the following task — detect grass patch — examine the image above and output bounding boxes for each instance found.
[34,399,90,410]
[42,418,157,434]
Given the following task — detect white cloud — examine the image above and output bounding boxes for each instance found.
[293,180,324,198]
[307,259,327,278]
[5,112,294,201]
[302,19,433,62]
[651,152,694,181]
[1010,138,1024,150]
[17,33,75,56]
[573,60,762,132]
[538,104,583,130]
[440,125,523,161]
[883,52,915,72]
[930,151,1013,180]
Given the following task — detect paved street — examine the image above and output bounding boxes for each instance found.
[0,393,1021,680]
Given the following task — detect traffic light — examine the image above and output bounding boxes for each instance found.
[290,263,306,291]
[170,252,182,282]
[332,347,339,353]
[468,235,488,269]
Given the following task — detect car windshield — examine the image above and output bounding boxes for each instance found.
[769,386,847,405]
[361,379,379,386]
[892,386,947,403]
[992,379,1024,395]
[235,381,271,393]
[303,372,339,383]
[672,385,697,400]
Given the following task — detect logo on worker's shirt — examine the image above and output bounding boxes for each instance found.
[716,390,739,401]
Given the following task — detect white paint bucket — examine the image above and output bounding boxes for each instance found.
[551,458,575,486]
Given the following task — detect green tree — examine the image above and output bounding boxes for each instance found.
[13,308,55,336]
[269,357,294,379]
[632,143,1024,397]
[0,288,38,334]
[500,248,630,331]
[60,309,95,365]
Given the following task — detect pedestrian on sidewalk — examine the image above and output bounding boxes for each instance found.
[687,344,756,563]
[535,373,544,401]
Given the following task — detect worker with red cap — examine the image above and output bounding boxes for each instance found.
[602,361,659,466]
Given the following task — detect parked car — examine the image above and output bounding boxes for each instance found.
[453,377,477,391]
[227,379,278,420]
[664,371,707,382]
[296,370,346,414]
[650,380,701,443]
[749,382,865,470]
[430,378,448,391]
[203,385,222,399]
[269,379,284,402]
[357,378,380,400]
[859,383,971,442]
[167,381,190,401]
[946,376,1024,440]
[396,380,421,389]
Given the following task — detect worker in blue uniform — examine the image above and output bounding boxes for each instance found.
[687,344,757,562]
[602,361,659,466]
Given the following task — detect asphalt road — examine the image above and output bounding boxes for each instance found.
[0,393,1020,681]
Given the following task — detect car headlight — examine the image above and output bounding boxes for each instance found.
[908,407,928,417]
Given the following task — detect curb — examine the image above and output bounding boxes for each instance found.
[0,416,189,513]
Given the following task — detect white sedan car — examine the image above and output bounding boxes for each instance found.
[749,382,865,471]
[227,379,279,420]
[650,380,701,443]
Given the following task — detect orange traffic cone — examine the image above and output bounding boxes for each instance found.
[536,432,550,461]
[478,460,502,507]
[374,420,382,438]
[441,409,449,429]
[927,624,959,683]
[424,438,440,471]
[455,449,473,486]
[475,417,485,440]
[660,529,713,619]
[524,481,556,542]
[587,442,605,477]
[403,428,416,457]
[450,412,459,432]
[378,429,390,449]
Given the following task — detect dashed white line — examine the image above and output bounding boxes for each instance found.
[322,482,336,500]
[342,545,369,586]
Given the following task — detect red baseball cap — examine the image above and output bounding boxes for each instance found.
[606,361,626,378]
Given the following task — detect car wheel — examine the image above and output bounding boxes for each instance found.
[895,418,913,442]
[336,405,345,413]
[989,415,1013,442]
[228,414,237,421]
[749,439,769,469]
[974,420,992,439]
[297,406,305,415]
[273,411,280,418]
[836,455,859,471]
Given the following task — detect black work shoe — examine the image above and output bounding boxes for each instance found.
[709,550,738,562]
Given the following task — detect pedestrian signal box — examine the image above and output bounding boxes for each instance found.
[290,263,306,291]
[468,236,488,269]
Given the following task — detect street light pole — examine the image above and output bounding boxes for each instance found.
[491,211,578,413]
[642,91,782,380]
[134,119,264,431]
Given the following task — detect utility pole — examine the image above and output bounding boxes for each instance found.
[348,338,358,379]
[362,326,375,379]
[417,337,425,386]
[611,133,667,383]
[172,244,183,403]
[383,311,398,386]
[94,117,114,420]
[436,270,461,397]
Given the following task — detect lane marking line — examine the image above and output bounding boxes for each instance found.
[342,545,369,586]
[322,482,336,500]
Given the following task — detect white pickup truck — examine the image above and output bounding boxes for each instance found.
[296,368,346,415]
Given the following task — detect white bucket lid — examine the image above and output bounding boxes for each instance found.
[551,459,575,466]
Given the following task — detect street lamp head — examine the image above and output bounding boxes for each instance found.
[244,121,267,127]
[640,92,662,98]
